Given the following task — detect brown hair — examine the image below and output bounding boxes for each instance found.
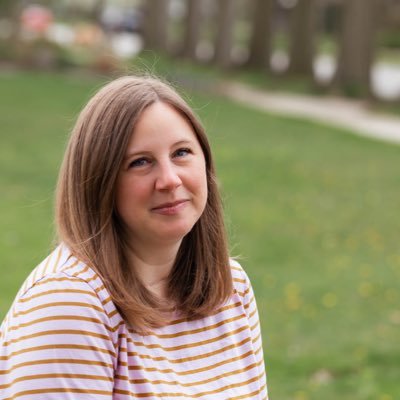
[56,75,232,330]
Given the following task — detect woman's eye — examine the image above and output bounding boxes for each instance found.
[129,158,150,168]
[174,148,191,158]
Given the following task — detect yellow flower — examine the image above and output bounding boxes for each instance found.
[379,395,393,400]
[358,281,373,298]
[322,292,337,308]
[294,390,308,400]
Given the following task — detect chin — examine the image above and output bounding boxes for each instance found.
[157,223,196,243]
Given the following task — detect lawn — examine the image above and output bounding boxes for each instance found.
[0,69,399,400]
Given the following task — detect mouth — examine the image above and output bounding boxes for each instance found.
[151,199,189,215]
[152,199,188,211]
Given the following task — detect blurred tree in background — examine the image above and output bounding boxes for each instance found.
[182,0,202,60]
[246,0,273,70]
[288,0,317,76]
[214,0,235,68]
[334,0,379,97]
[143,0,168,52]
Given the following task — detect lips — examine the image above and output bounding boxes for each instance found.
[152,199,188,211]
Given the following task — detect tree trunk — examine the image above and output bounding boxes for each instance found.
[92,0,107,23]
[143,0,169,52]
[334,0,378,96]
[246,0,273,69]
[214,0,235,68]
[182,0,202,60]
[288,0,317,76]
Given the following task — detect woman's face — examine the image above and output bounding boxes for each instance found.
[115,102,208,249]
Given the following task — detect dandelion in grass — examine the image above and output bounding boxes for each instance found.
[294,390,308,400]
[379,394,393,400]
[322,292,337,308]
[358,263,373,278]
[285,282,303,311]
[358,281,374,298]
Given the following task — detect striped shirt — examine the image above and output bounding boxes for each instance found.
[0,244,268,399]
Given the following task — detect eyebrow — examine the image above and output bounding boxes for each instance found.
[123,139,194,160]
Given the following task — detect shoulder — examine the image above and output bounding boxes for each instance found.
[13,244,105,300]
[0,247,119,398]
[230,258,252,293]
[1,244,121,340]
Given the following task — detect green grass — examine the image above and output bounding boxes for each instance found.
[1,70,400,400]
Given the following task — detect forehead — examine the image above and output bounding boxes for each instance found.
[127,102,200,149]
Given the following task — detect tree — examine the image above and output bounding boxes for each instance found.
[334,0,379,96]
[246,0,273,69]
[0,0,14,17]
[142,0,169,52]
[214,0,236,68]
[182,0,203,60]
[288,0,317,76]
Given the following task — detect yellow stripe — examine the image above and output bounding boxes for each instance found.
[0,373,113,390]
[2,329,112,347]
[125,325,248,352]
[252,331,262,345]
[3,387,112,400]
[85,272,100,283]
[59,259,80,273]
[6,315,112,334]
[125,336,252,364]
[72,264,90,277]
[229,382,268,400]
[128,300,244,332]
[18,288,97,303]
[12,301,104,318]
[133,312,246,340]
[115,358,263,388]
[52,245,64,273]
[0,358,113,375]
[0,343,116,361]
[250,320,259,332]
[112,371,265,398]
[26,276,80,287]
[41,252,53,275]
[94,283,106,293]
[237,288,251,297]
[126,350,254,376]
[249,307,257,319]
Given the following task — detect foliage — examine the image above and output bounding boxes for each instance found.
[379,29,400,49]
[0,37,121,72]
[0,71,399,400]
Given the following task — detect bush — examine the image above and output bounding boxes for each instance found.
[10,38,72,69]
[379,29,400,49]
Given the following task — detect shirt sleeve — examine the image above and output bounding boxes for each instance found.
[232,261,269,400]
[0,272,117,400]
[244,278,268,399]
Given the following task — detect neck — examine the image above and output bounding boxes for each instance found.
[125,240,182,299]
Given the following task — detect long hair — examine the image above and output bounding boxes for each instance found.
[56,75,232,330]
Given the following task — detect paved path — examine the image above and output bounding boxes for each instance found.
[218,82,400,146]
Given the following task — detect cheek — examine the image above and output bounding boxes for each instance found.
[196,166,208,205]
[115,177,148,215]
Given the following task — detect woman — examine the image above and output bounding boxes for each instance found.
[0,76,268,399]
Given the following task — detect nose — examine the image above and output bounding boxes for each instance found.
[155,161,182,191]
